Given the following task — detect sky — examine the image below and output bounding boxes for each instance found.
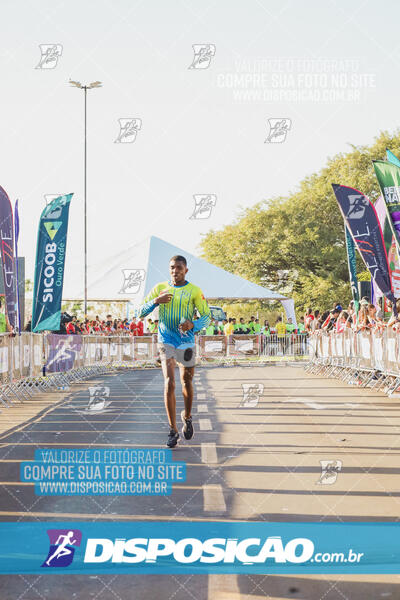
[1,0,400,297]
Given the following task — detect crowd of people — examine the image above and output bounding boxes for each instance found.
[304,297,400,334]
[196,315,305,337]
[22,299,398,338]
[22,312,306,338]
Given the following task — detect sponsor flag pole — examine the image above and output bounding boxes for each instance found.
[32,194,73,332]
[373,160,400,256]
[14,199,21,333]
[332,184,397,314]
[344,224,359,318]
[0,185,18,331]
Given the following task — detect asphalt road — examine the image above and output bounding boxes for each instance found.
[0,363,398,599]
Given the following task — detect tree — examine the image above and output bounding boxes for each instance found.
[199,130,400,314]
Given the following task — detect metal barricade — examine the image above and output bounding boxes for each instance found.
[197,335,228,364]
[305,328,400,395]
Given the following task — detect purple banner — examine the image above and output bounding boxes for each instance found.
[0,186,18,331]
[45,334,82,373]
[332,184,396,309]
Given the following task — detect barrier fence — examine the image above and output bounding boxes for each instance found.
[2,328,399,409]
[0,331,308,408]
[306,328,400,396]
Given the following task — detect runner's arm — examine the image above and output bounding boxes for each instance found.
[138,284,163,318]
[192,289,211,332]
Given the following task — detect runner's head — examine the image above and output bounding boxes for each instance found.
[169,255,188,285]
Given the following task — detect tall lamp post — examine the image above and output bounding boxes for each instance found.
[69,79,102,317]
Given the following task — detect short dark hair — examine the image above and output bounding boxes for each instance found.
[170,255,187,266]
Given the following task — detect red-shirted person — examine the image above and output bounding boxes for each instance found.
[130,317,138,335]
[66,316,77,334]
[136,318,144,336]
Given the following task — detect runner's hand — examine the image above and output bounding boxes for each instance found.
[155,291,173,304]
[179,320,194,333]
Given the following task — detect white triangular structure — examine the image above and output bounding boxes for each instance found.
[63,236,296,323]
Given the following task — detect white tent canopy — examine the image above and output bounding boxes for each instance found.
[63,236,296,323]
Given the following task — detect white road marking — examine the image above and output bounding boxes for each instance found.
[199,418,212,430]
[197,404,208,413]
[284,398,358,410]
[203,484,226,512]
[197,393,206,400]
[201,442,218,464]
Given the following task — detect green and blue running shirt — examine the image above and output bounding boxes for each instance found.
[139,281,211,348]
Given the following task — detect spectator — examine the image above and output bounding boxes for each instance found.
[130,317,137,335]
[136,318,144,336]
[297,316,305,334]
[262,320,270,336]
[285,317,296,334]
[247,316,256,334]
[276,316,287,352]
[205,319,215,336]
[237,317,248,334]
[304,308,314,331]
[224,318,234,336]
[66,316,77,334]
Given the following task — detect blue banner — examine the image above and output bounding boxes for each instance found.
[332,184,396,308]
[0,522,400,574]
[32,194,73,332]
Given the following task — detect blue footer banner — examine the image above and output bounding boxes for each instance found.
[0,522,400,574]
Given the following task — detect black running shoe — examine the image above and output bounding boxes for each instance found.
[167,428,179,448]
[181,410,194,440]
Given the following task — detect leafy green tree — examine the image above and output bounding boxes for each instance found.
[200,130,400,315]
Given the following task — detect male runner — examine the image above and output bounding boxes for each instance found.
[139,255,211,447]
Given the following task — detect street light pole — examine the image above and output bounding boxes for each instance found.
[84,85,87,317]
[69,79,102,317]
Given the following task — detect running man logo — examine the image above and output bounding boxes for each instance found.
[87,386,111,413]
[43,195,68,219]
[114,118,142,143]
[346,195,369,220]
[35,44,63,69]
[188,44,216,69]
[265,118,291,143]
[119,269,146,294]
[240,383,264,408]
[41,529,82,567]
[189,195,217,220]
[317,460,342,485]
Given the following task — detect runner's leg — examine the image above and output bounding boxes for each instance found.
[161,356,177,431]
[179,365,194,418]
